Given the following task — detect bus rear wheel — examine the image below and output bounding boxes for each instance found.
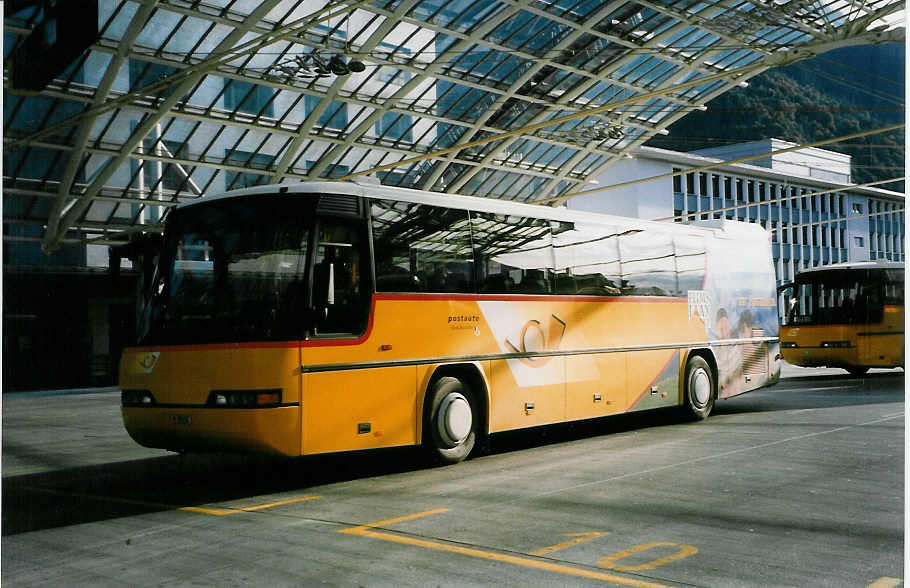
[845,366,869,376]
[683,355,714,420]
[423,376,476,465]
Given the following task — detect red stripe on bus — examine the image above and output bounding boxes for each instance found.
[373,293,685,303]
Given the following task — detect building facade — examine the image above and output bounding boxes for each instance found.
[567,139,905,285]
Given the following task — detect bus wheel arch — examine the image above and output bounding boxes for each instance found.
[682,350,716,420]
[421,364,488,464]
[845,366,869,376]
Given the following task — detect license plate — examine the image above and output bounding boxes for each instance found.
[170,414,192,426]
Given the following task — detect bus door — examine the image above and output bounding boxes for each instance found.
[311,218,369,336]
[855,271,885,365]
[303,206,420,455]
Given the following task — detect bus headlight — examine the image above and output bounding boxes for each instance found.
[206,389,281,408]
[820,341,851,348]
[781,342,797,348]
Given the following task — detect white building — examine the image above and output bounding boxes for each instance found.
[568,140,905,284]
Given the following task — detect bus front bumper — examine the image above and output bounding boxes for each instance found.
[121,405,301,456]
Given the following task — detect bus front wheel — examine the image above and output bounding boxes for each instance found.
[683,355,715,420]
[423,376,476,465]
[845,366,869,376]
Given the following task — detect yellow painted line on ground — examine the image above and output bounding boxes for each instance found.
[866,578,902,588]
[339,510,673,588]
[180,495,322,516]
[530,532,608,556]
[599,542,698,572]
[338,508,451,533]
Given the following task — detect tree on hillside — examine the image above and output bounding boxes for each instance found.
[647,47,905,193]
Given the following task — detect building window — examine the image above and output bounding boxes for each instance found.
[141,139,190,192]
[852,202,863,214]
[129,59,185,101]
[224,80,275,117]
[305,95,348,130]
[854,236,864,248]
[224,149,274,189]
[376,112,413,142]
[672,170,682,193]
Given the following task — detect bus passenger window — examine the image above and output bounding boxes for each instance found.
[371,200,473,293]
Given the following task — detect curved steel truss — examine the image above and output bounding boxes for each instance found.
[3,0,904,250]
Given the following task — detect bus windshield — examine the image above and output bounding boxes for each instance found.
[140,195,314,345]
[783,269,901,326]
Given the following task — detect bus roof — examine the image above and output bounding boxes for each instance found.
[180,179,770,241]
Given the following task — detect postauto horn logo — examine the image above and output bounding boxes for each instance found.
[505,314,566,367]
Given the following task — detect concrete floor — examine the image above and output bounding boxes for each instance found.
[2,365,904,587]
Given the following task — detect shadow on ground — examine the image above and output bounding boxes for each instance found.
[4,371,902,536]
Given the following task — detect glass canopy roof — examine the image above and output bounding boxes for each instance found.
[3,0,904,251]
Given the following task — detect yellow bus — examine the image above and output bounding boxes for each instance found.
[118,180,780,463]
[778,261,904,376]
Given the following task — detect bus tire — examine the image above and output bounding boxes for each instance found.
[845,366,869,376]
[683,355,714,420]
[423,376,476,465]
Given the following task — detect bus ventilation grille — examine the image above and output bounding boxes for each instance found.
[743,343,768,376]
[318,195,361,217]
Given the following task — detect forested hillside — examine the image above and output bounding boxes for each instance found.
[647,44,905,192]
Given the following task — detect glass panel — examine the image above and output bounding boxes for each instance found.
[305,95,349,130]
[376,112,414,142]
[372,200,474,293]
[224,80,275,117]
[619,230,675,296]
[224,149,274,189]
[313,219,367,336]
[674,234,706,295]
[787,270,886,325]
[129,59,184,100]
[471,212,554,294]
[552,223,621,295]
[140,194,312,345]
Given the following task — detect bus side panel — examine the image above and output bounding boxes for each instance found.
[489,357,566,431]
[703,228,780,395]
[302,366,418,455]
[625,349,680,411]
[565,352,627,420]
[859,305,904,367]
[299,297,499,453]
